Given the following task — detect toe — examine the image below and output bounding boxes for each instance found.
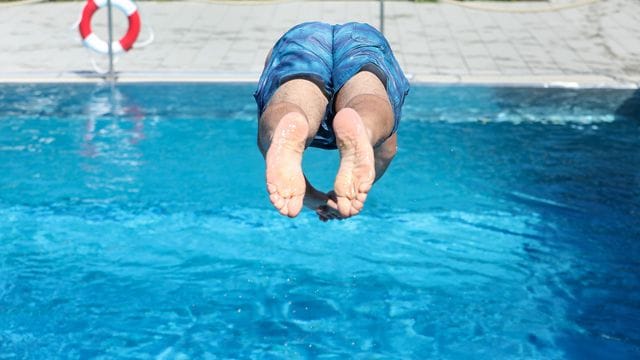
[287,196,303,217]
[352,199,364,212]
[336,197,352,218]
[358,181,373,193]
[270,193,284,209]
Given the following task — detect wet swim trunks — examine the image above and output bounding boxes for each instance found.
[254,22,410,149]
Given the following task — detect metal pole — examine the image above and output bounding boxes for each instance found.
[380,0,384,35]
[107,0,115,83]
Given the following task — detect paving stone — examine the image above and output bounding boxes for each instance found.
[0,0,638,87]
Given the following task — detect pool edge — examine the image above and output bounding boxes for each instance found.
[0,72,638,89]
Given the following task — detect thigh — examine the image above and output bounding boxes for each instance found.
[254,22,333,120]
[334,70,389,111]
[331,22,410,134]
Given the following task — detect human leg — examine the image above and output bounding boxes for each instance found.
[258,79,328,218]
[334,71,395,147]
[330,71,395,218]
[326,22,409,218]
[254,22,335,218]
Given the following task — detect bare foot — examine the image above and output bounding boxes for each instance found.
[331,108,375,218]
[304,186,343,222]
[265,112,308,217]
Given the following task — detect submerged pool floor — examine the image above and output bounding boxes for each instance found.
[0,84,639,359]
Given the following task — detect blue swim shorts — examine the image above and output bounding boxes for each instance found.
[254,22,410,149]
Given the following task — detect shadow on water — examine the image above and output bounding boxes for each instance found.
[490,87,640,358]
[401,86,640,357]
[615,88,640,121]
[378,85,640,357]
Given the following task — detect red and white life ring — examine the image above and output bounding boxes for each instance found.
[79,0,141,55]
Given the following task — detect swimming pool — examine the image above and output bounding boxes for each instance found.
[0,83,638,359]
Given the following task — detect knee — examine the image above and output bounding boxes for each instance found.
[262,101,306,123]
[344,93,393,126]
[260,101,307,135]
[258,101,307,152]
[378,133,397,159]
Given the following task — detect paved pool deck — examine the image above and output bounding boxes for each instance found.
[0,0,639,87]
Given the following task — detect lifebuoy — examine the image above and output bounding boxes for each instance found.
[79,0,141,54]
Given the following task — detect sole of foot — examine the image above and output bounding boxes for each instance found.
[265,112,309,217]
[332,108,375,218]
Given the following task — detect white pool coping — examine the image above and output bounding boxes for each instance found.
[1,71,638,89]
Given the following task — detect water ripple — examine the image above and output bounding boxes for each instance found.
[2,84,639,358]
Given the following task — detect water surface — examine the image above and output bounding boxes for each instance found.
[0,84,638,359]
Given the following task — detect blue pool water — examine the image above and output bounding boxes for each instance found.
[0,84,639,359]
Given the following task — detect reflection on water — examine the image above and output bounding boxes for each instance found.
[82,85,146,154]
[80,86,146,195]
